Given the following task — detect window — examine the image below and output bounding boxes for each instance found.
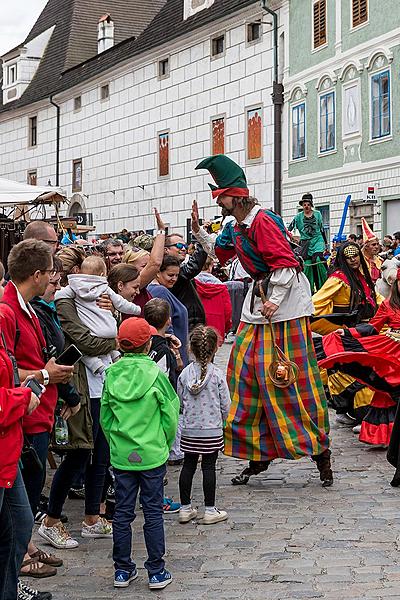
[74,96,82,111]
[291,103,306,160]
[371,70,390,140]
[158,58,169,79]
[158,132,170,178]
[211,117,225,155]
[211,34,225,57]
[247,21,261,43]
[72,159,82,192]
[319,91,335,153]
[100,84,109,101]
[352,0,368,28]
[28,116,37,147]
[7,64,17,85]
[27,170,37,186]
[246,106,263,162]
[313,0,327,49]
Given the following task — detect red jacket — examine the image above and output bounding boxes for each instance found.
[195,279,232,343]
[1,282,58,434]
[0,337,31,488]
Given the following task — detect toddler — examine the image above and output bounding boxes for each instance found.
[178,325,231,525]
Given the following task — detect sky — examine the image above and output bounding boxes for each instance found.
[0,1,48,56]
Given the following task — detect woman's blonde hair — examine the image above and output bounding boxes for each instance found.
[56,246,86,285]
[123,248,149,265]
[189,325,219,392]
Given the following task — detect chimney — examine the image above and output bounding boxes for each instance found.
[98,14,114,54]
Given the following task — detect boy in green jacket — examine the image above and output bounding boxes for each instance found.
[100,317,179,590]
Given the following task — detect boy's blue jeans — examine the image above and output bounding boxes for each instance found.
[113,464,166,576]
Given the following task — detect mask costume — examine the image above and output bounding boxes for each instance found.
[194,155,332,487]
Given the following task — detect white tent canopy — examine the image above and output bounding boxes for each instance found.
[0,177,66,207]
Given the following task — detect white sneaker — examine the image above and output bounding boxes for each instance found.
[352,424,362,434]
[178,507,198,523]
[198,508,228,525]
[81,516,113,538]
[335,414,356,427]
[38,521,79,549]
[225,332,236,344]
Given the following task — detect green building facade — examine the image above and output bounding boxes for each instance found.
[283,0,400,240]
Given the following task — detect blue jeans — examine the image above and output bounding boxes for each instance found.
[22,431,50,516]
[113,464,166,576]
[0,468,34,600]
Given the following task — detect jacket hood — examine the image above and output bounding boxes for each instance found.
[66,274,108,301]
[196,271,222,285]
[195,278,228,299]
[184,362,214,395]
[106,354,161,400]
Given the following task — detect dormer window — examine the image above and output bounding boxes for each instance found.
[7,64,17,85]
[98,14,114,54]
[183,0,215,20]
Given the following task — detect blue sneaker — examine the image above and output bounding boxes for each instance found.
[114,568,138,588]
[163,497,181,514]
[148,569,173,589]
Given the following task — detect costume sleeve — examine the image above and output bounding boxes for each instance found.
[107,288,141,315]
[0,386,31,429]
[193,227,217,259]
[223,287,232,334]
[100,380,112,443]
[156,374,180,450]
[56,298,116,357]
[217,372,231,421]
[368,301,390,333]
[179,243,208,280]
[215,222,236,266]
[311,277,346,335]
[269,268,297,306]
[287,217,296,232]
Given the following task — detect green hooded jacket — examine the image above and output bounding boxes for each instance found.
[100,354,179,471]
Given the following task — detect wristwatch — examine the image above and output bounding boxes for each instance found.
[156,230,166,235]
[40,369,50,386]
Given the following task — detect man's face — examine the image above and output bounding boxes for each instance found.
[365,239,380,257]
[41,226,59,256]
[33,260,54,298]
[164,235,187,261]
[106,244,124,267]
[217,194,235,218]
[302,201,312,212]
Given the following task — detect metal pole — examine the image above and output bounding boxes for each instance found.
[260,0,283,215]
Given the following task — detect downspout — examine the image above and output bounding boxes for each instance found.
[260,1,283,215]
[49,95,60,186]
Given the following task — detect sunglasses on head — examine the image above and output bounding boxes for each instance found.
[166,243,188,250]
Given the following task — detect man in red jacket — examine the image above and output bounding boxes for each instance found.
[1,240,74,576]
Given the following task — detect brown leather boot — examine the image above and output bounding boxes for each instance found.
[312,449,333,487]
[231,460,272,485]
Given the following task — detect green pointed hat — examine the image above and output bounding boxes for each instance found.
[196,155,249,200]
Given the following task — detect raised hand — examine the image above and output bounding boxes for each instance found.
[154,207,166,231]
[191,200,200,233]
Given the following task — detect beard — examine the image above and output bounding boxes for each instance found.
[220,206,234,218]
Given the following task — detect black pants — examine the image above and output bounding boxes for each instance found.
[47,398,109,518]
[179,451,218,507]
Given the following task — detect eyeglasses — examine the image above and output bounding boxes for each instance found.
[166,243,188,250]
[40,269,58,277]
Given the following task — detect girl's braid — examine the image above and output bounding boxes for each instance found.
[189,325,218,392]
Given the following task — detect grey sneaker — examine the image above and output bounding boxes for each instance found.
[179,507,198,523]
[38,522,79,549]
[198,509,228,525]
[81,517,113,538]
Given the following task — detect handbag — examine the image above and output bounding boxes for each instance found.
[21,435,43,474]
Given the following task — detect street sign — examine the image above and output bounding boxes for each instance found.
[363,184,378,203]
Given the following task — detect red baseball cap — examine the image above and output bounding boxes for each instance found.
[118,317,157,350]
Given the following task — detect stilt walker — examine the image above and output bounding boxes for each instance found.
[193,155,333,487]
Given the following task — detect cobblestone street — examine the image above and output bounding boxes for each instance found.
[32,343,400,600]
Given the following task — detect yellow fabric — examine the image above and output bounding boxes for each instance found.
[328,371,374,410]
[311,277,350,335]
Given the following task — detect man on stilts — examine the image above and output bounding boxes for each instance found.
[193,155,333,487]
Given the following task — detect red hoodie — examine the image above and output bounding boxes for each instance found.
[1,283,58,434]
[195,279,232,343]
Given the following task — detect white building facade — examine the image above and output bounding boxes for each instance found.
[0,0,288,236]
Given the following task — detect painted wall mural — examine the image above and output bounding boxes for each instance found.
[158,132,169,177]
[247,107,262,160]
[212,117,225,155]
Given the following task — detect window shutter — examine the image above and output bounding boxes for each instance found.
[313,1,327,49]
[352,0,368,27]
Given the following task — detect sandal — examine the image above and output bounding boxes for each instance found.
[19,558,57,578]
[29,548,63,567]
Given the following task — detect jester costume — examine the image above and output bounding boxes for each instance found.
[195,155,332,486]
[288,195,327,292]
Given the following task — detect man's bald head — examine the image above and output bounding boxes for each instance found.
[23,221,58,255]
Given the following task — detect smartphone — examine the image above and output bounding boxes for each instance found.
[55,345,82,366]
[25,378,46,398]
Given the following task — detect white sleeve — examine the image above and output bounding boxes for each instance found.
[107,288,141,315]
[217,372,231,420]
[268,268,296,306]
[193,227,216,258]
[54,285,75,301]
